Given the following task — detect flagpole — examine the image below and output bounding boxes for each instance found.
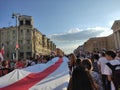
[12,13,20,60]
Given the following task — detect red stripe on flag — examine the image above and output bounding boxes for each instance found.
[0,58,63,90]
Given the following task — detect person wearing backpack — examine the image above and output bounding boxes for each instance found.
[104,50,120,90]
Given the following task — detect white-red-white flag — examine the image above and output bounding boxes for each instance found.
[0,57,69,90]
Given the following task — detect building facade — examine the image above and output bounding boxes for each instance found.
[111,20,120,50]
[0,15,56,60]
[106,34,115,50]
[76,35,115,53]
[84,37,106,52]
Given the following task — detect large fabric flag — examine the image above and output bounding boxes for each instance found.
[0,57,70,90]
[0,44,4,61]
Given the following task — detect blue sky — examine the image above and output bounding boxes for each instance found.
[1,0,120,54]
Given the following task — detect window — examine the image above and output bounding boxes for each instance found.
[20,20,23,25]
[13,30,15,34]
[20,40,23,44]
[7,31,9,35]
[21,29,23,33]
[20,52,24,59]
[13,36,15,39]
[25,20,30,25]
[27,40,30,44]
[6,41,9,45]
[13,41,15,45]
[26,52,31,58]
[2,32,4,35]
[21,47,23,50]
[28,46,30,49]
[27,29,30,33]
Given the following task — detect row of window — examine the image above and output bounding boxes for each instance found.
[1,39,31,46]
[6,52,32,59]
[20,20,31,26]
[5,46,31,52]
[20,40,31,44]
[20,29,30,33]
[1,29,30,35]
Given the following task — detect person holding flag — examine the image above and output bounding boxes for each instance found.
[0,44,4,61]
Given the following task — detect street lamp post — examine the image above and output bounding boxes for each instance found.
[12,13,20,60]
[33,29,36,58]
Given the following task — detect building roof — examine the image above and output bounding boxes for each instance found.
[111,20,120,31]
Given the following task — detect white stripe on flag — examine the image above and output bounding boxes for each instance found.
[0,57,70,90]
[0,57,59,88]
[30,57,69,90]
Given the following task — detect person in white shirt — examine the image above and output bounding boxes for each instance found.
[104,50,120,90]
[98,52,109,90]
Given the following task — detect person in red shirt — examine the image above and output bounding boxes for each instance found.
[14,59,24,69]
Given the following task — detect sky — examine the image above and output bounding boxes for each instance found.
[1,0,120,54]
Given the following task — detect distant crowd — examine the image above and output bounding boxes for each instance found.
[0,55,55,76]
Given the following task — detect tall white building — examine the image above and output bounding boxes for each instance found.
[111,20,120,50]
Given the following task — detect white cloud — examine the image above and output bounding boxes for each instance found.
[68,28,82,34]
[108,21,114,26]
[98,29,113,37]
[87,27,109,31]
[86,27,113,37]
[49,27,112,54]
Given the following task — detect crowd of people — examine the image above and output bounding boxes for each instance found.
[0,48,63,77]
[67,50,120,90]
[0,55,55,76]
[0,49,120,90]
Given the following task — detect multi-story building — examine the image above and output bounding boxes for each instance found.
[84,37,107,52]
[42,35,49,55]
[77,35,115,53]
[106,34,115,50]
[0,15,56,60]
